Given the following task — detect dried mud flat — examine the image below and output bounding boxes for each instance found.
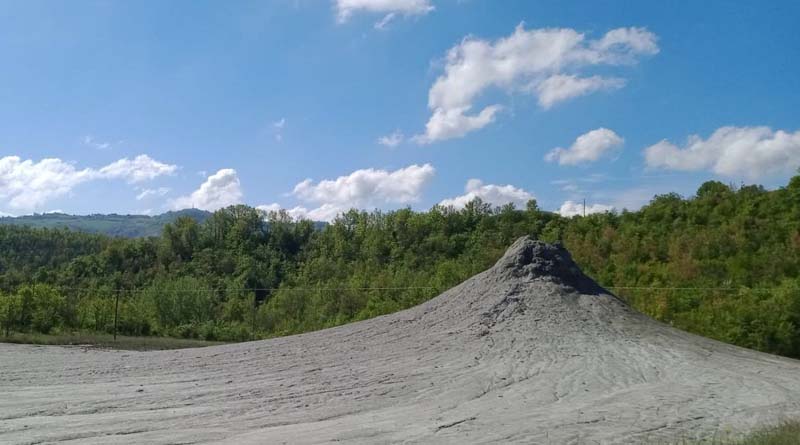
[2,237,800,444]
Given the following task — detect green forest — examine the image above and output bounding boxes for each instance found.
[1,175,799,358]
[0,208,212,237]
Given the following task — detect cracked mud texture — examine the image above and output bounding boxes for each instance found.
[2,237,800,444]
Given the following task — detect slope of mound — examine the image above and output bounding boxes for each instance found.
[2,237,800,444]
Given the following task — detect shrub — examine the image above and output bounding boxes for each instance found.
[0,293,22,336]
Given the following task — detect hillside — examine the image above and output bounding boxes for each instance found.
[0,209,212,237]
[0,176,799,360]
[2,238,799,443]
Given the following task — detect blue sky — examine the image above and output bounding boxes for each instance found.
[1,0,798,219]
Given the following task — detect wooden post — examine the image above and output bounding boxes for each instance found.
[114,289,120,342]
[251,292,256,341]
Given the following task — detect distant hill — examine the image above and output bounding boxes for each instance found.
[0,209,212,238]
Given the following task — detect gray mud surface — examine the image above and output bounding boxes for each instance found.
[2,237,800,444]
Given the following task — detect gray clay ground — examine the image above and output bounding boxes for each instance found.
[3,237,800,444]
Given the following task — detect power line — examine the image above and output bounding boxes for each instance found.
[10,285,797,293]
[37,286,439,293]
[608,286,797,292]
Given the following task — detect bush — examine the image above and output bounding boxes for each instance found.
[0,293,22,336]
[77,296,115,332]
[15,285,66,334]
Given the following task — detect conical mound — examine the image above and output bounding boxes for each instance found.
[493,236,607,291]
[3,237,800,444]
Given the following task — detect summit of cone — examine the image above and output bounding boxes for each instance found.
[492,236,610,295]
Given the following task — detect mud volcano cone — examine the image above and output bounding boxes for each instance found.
[2,237,800,444]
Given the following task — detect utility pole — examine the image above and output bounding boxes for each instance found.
[583,198,586,217]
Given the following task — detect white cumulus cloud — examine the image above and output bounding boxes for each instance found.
[0,157,95,210]
[99,155,178,183]
[335,0,434,24]
[412,105,502,144]
[0,155,176,211]
[293,163,435,206]
[535,75,625,109]
[643,126,800,179]
[261,164,435,221]
[415,24,657,143]
[546,128,624,165]
[439,179,534,209]
[557,200,614,217]
[171,168,243,211]
[257,203,344,222]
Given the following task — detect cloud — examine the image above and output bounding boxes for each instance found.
[377,130,404,147]
[0,157,95,210]
[643,126,800,179]
[272,118,286,142]
[171,168,243,211]
[535,75,625,109]
[98,155,178,183]
[257,203,344,222]
[560,183,579,192]
[440,179,534,209]
[546,128,624,165]
[0,154,175,211]
[82,135,112,150]
[557,200,614,217]
[293,163,435,206]
[335,0,434,24]
[374,12,396,30]
[415,24,657,143]
[412,105,502,144]
[262,164,435,221]
[136,187,171,201]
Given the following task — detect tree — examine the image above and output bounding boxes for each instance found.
[25,285,66,334]
[0,293,22,336]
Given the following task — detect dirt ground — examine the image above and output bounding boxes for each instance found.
[2,237,800,444]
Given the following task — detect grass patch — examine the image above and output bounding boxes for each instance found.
[731,421,800,445]
[0,332,226,351]
[675,420,800,444]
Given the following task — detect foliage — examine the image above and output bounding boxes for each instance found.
[0,292,22,336]
[0,176,799,357]
[0,209,211,238]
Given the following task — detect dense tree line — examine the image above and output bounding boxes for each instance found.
[1,175,799,358]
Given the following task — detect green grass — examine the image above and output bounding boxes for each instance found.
[673,420,800,445]
[0,332,226,351]
[727,421,800,445]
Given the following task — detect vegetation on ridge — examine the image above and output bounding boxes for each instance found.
[0,209,212,238]
[1,174,799,358]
